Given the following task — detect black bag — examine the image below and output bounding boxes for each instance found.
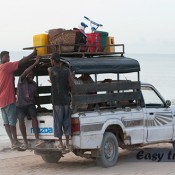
[74,28,87,52]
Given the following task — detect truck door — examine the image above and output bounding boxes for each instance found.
[141,85,173,142]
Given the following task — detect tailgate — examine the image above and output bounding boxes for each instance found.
[17,112,55,139]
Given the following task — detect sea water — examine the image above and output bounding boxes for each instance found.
[0,52,175,139]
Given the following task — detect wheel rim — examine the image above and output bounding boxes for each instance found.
[104,139,116,161]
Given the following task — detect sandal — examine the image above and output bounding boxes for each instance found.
[11,144,18,149]
[35,140,45,148]
[65,145,71,152]
[18,143,28,151]
[11,141,22,149]
[57,144,65,151]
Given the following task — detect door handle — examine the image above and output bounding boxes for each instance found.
[149,112,154,115]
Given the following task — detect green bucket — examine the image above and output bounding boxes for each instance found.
[95,31,109,51]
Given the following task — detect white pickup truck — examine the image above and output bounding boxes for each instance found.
[15,55,175,168]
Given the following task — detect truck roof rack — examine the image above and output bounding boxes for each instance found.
[23,43,125,57]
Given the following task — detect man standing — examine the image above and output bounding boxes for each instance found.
[0,50,37,149]
[48,53,73,151]
[16,56,42,149]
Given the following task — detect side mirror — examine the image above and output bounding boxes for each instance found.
[165,100,171,107]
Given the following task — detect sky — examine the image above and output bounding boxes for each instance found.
[0,0,175,54]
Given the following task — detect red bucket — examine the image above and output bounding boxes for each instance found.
[86,33,102,52]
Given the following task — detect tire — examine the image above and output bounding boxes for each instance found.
[96,132,119,168]
[41,152,62,163]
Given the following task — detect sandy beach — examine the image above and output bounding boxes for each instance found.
[1,140,175,175]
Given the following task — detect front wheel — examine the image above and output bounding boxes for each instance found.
[96,132,119,168]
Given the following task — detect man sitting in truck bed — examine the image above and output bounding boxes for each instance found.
[74,73,95,110]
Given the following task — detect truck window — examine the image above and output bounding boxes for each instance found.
[141,86,164,107]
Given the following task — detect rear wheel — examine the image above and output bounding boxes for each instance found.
[96,132,118,167]
[41,153,62,163]
[34,150,62,163]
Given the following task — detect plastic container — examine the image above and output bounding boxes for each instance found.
[33,34,48,56]
[95,31,108,51]
[86,33,102,52]
[106,36,115,52]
